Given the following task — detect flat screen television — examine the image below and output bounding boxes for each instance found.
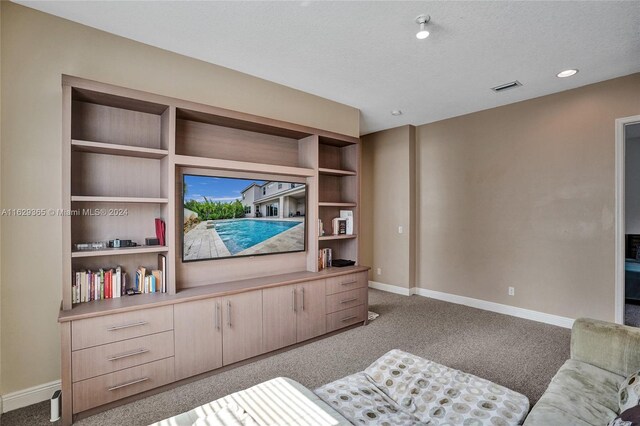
[182,174,306,262]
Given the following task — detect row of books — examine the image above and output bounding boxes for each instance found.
[72,254,166,304]
[318,248,333,270]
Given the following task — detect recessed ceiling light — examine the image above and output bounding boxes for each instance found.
[391,110,403,116]
[557,69,578,78]
[415,15,430,39]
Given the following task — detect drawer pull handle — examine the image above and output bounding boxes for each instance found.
[341,315,358,322]
[301,287,305,311]
[227,300,232,327]
[107,321,147,331]
[340,297,358,304]
[292,288,296,313]
[340,281,357,286]
[215,302,221,330]
[107,348,149,361]
[108,377,149,391]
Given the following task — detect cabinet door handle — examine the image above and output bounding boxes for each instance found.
[301,287,305,311]
[341,315,358,322]
[292,289,297,313]
[107,321,147,331]
[340,281,357,286]
[215,302,220,330]
[340,297,358,304]
[107,348,149,361]
[227,300,232,327]
[108,377,149,391]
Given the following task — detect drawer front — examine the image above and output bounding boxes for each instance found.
[325,273,362,295]
[326,287,368,314]
[326,305,365,333]
[73,357,174,413]
[72,331,174,382]
[72,305,173,351]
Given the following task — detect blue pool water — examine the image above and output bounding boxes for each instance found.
[214,219,303,254]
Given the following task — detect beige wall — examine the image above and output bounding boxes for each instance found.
[361,125,416,288]
[416,73,640,321]
[0,2,359,394]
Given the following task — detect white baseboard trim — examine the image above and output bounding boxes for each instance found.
[414,288,574,329]
[1,380,60,413]
[368,280,413,296]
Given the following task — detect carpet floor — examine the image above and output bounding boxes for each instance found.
[2,289,570,426]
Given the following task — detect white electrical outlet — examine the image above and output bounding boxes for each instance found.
[377,268,382,275]
[508,287,515,296]
[398,226,403,234]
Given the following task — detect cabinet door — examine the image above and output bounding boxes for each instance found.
[223,291,263,365]
[263,285,297,353]
[296,280,326,342]
[174,298,223,380]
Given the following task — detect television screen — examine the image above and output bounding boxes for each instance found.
[182,174,306,261]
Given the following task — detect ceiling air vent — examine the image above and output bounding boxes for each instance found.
[491,81,522,92]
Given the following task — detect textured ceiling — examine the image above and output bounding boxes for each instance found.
[16,1,640,135]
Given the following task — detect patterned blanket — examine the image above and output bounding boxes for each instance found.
[315,349,530,425]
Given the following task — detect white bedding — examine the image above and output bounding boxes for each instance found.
[150,377,350,426]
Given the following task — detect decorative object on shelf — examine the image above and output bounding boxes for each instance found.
[74,241,108,251]
[108,239,137,248]
[145,237,160,246]
[155,218,166,246]
[332,259,356,267]
[158,253,167,293]
[318,219,325,236]
[332,217,347,235]
[340,210,354,235]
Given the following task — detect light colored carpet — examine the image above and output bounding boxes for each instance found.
[2,289,570,426]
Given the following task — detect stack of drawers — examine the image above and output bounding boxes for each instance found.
[325,271,368,332]
[70,305,175,413]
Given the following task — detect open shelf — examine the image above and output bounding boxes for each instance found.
[319,202,357,207]
[174,155,315,177]
[319,167,356,176]
[71,196,168,204]
[72,140,168,159]
[72,246,169,258]
[319,234,357,241]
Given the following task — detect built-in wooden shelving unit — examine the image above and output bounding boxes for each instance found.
[59,75,364,426]
[61,75,361,311]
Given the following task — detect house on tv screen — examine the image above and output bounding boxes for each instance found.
[241,181,306,218]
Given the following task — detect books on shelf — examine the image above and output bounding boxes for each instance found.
[318,248,332,270]
[73,267,127,304]
[72,259,167,305]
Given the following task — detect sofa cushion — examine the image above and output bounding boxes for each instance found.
[620,370,640,412]
[523,359,625,426]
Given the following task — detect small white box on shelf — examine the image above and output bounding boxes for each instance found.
[340,210,354,235]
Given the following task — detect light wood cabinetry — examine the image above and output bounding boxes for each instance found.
[174,298,223,380]
[262,285,298,353]
[296,280,327,342]
[222,291,263,365]
[262,279,326,352]
[59,76,367,425]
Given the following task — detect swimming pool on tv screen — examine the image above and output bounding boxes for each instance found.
[214,219,303,254]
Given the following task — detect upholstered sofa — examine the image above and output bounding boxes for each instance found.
[524,318,640,426]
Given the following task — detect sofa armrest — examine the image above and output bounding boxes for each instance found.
[571,317,640,377]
